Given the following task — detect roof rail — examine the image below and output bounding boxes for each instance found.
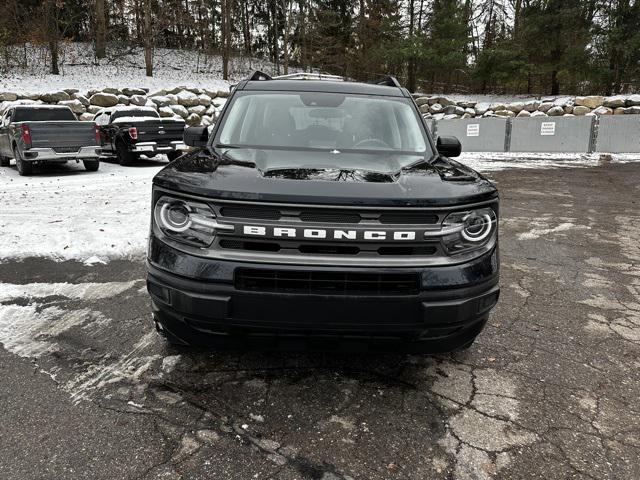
[273,72,345,82]
[247,70,272,81]
[370,76,402,88]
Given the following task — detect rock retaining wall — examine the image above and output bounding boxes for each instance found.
[413,94,640,119]
[0,86,230,126]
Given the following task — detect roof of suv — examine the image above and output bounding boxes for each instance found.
[243,79,407,97]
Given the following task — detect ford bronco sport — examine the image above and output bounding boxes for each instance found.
[146,72,500,353]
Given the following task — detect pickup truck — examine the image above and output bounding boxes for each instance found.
[0,105,101,175]
[94,106,187,165]
[146,72,500,353]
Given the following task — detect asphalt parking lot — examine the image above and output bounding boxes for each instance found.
[1,161,639,480]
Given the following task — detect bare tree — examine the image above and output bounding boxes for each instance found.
[143,0,153,76]
[221,0,231,79]
[95,0,106,58]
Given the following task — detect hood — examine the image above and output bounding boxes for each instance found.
[153,147,498,207]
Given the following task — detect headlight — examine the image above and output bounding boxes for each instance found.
[439,207,497,254]
[154,196,233,247]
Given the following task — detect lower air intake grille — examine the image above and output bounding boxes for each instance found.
[235,269,420,295]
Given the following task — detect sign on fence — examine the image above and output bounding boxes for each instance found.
[436,118,508,152]
[509,116,594,153]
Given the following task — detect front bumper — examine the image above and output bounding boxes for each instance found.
[22,146,101,162]
[133,141,188,154]
[147,237,500,352]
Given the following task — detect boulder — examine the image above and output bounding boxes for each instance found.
[572,106,591,116]
[429,104,443,114]
[216,89,230,98]
[187,87,203,95]
[464,108,476,117]
[494,109,515,117]
[19,92,41,101]
[147,89,167,98]
[177,90,200,107]
[166,86,184,95]
[117,95,130,105]
[624,106,640,114]
[169,104,189,118]
[419,104,430,114]
[205,105,216,116]
[461,113,473,119]
[489,103,507,112]
[102,87,121,95]
[158,106,175,117]
[444,105,465,116]
[443,114,459,120]
[188,105,207,116]
[564,105,574,114]
[186,113,201,125]
[626,94,640,106]
[87,105,102,114]
[530,111,548,117]
[74,95,89,106]
[574,96,604,109]
[145,99,157,109]
[507,102,524,113]
[79,113,95,121]
[458,101,476,109]
[553,97,572,107]
[592,106,613,116]
[516,110,531,118]
[414,97,430,106]
[129,95,147,106]
[63,88,79,95]
[198,94,212,106]
[474,102,491,116]
[201,116,214,126]
[482,110,495,118]
[563,113,575,117]
[150,95,172,107]
[538,102,554,112]
[58,99,85,114]
[203,88,219,98]
[613,107,626,115]
[523,100,540,112]
[122,87,147,96]
[604,95,626,108]
[41,91,71,103]
[212,97,227,107]
[547,106,565,116]
[432,113,445,121]
[89,92,119,107]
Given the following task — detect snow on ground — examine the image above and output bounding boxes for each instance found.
[0,152,639,264]
[0,43,287,94]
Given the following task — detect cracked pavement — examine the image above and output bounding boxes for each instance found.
[1,162,639,479]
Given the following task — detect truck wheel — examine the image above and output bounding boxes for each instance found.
[116,140,137,166]
[14,149,33,176]
[83,159,100,171]
[167,151,182,162]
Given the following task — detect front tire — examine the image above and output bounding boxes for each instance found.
[14,148,33,176]
[116,140,137,166]
[83,159,100,171]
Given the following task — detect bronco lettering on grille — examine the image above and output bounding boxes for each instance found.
[242,225,417,241]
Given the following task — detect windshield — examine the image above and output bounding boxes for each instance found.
[216,92,429,154]
[13,108,76,122]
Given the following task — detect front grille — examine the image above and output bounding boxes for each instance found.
[235,269,420,295]
[53,146,80,153]
[217,205,440,225]
[218,239,437,256]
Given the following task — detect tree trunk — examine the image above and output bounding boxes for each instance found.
[45,0,60,75]
[407,0,416,92]
[221,0,231,80]
[550,70,560,95]
[282,0,290,74]
[95,0,107,58]
[143,0,153,76]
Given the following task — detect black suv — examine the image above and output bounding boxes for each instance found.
[146,72,500,353]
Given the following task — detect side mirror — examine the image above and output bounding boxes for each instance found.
[184,126,209,148]
[436,136,462,157]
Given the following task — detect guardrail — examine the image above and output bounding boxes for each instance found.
[432,115,640,153]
